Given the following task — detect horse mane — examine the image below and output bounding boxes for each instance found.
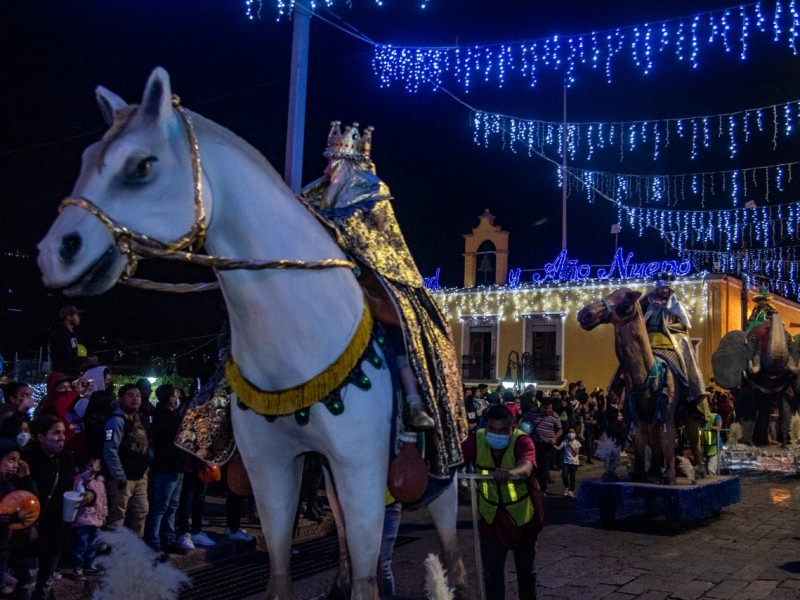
[97,105,139,171]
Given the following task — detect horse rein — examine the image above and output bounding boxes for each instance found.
[58,95,354,293]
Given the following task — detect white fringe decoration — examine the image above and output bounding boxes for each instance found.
[92,528,190,600]
[727,422,743,445]
[424,553,454,600]
[595,434,621,476]
[677,456,696,483]
[790,414,800,445]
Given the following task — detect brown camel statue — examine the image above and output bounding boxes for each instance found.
[578,288,702,484]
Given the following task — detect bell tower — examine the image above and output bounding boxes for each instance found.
[463,209,509,288]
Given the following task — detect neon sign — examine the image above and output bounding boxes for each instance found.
[509,248,692,287]
[423,268,441,290]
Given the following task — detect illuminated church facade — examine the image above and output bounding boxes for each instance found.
[431,210,800,391]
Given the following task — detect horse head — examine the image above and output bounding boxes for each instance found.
[37,67,205,296]
[577,287,642,331]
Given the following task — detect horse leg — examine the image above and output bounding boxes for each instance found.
[263,455,304,599]
[232,410,304,599]
[325,459,385,600]
[322,466,351,600]
[427,477,469,600]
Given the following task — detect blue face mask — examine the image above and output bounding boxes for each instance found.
[486,432,510,450]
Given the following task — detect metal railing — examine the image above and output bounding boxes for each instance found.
[461,354,495,381]
[531,355,560,383]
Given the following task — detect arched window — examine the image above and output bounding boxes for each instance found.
[475,240,496,286]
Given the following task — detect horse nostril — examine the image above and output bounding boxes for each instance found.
[59,232,83,262]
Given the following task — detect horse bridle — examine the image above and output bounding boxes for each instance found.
[58,95,353,293]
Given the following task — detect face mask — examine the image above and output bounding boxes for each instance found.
[16,432,32,447]
[486,432,510,450]
[568,432,577,440]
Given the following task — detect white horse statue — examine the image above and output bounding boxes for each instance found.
[37,67,466,600]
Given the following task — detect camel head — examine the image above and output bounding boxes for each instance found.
[577,287,642,331]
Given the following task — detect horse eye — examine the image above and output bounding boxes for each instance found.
[132,157,157,179]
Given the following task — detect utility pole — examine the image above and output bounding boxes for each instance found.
[284,0,311,194]
[562,84,568,251]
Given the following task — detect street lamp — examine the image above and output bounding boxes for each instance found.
[502,351,536,392]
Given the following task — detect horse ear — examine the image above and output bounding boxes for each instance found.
[95,86,127,126]
[139,67,173,126]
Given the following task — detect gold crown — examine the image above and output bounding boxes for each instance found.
[324,121,374,161]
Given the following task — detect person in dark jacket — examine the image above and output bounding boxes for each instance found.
[143,384,188,554]
[0,438,36,596]
[15,416,95,600]
[47,306,96,376]
[82,391,117,462]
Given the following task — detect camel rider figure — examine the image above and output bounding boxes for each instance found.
[746,288,778,332]
[640,272,711,420]
[303,122,461,436]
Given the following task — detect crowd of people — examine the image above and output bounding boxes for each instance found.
[0,305,262,598]
[463,381,627,490]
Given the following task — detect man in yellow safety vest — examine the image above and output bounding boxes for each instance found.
[461,403,543,599]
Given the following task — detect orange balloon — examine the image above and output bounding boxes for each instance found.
[197,463,221,484]
[226,454,252,496]
[0,490,41,530]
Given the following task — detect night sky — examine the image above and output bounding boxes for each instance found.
[2,0,799,371]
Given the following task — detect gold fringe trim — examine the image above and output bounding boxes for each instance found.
[226,306,373,416]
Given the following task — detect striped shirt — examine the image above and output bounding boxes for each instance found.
[524,410,562,444]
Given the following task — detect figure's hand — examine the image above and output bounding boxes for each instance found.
[17,503,37,525]
[16,460,30,479]
[78,491,96,508]
[493,468,511,483]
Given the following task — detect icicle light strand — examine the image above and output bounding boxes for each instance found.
[373,1,800,91]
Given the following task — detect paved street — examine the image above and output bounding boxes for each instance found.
[52,462,800,599]
[286,462,800,599]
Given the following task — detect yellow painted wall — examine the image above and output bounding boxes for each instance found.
[437,275,800,392]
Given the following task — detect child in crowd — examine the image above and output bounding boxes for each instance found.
[0,438,35,595]
[556,426,581,498]
[71,456,107,580]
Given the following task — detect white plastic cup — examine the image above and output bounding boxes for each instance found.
[62,491,83,522]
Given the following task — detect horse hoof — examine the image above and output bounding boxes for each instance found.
[350,577,379,600]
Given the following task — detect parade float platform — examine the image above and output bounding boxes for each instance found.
[721,443,800,474]
[577,474,742,528]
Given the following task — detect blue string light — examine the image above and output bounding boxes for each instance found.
[245,0,425,19]
[373,1,800,91]
[556,160,799,208]
[685,245,800,300]
[469,99,800,162]
[618,201,800,253]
